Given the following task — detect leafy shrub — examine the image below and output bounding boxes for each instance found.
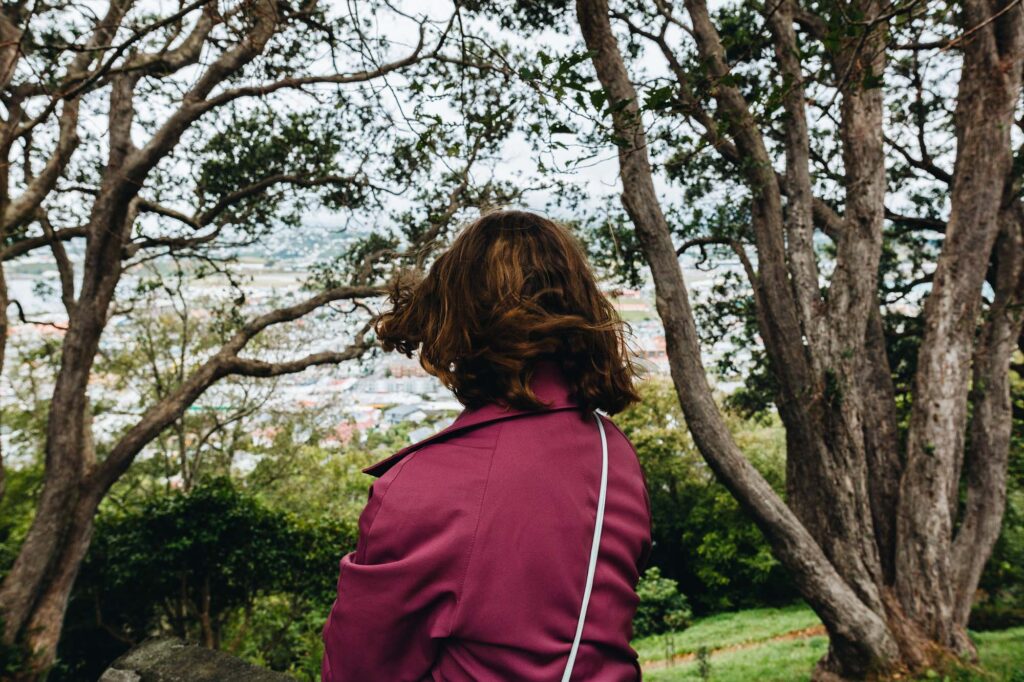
[52,478,355,681]
[633,567,691,638]
[617,379,796,613]
[968,603,1024,631]
[0,630,28,680]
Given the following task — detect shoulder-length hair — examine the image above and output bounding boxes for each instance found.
[374,209,641,415]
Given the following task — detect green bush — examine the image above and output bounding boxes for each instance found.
[617,379,796,613]
[52,478,355,681]
[969,602,1024,631]
[633,566,692,638]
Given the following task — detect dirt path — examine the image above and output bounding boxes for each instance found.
[640,624,827,672]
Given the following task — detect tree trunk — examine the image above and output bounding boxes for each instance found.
[0,7,281,672]
[575,0,1024,677]
[0,222,125,659]
[575,1,900,677]
[860,306,903,584]
[951,208,1024,631]
[20,490,101,671]
[895,0,1024,649]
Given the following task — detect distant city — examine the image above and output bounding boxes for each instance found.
[1,231,747,477]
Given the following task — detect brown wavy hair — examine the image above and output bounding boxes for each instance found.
[374,209,641,415]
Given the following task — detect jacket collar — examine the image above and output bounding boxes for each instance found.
[362,359,581,477]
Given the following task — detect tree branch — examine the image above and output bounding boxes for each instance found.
[765,0,825,342]
[0,226,87,261]
[89,285,382,494]
[38,212,75,311]
[676,236,757,287]
[196,21,432,112]
[2,99,80,230]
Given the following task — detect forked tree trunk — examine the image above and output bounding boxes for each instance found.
[0,5,281,672]
[575,0,1024,677]
[575,1,898,677]
[894,0,1024,652]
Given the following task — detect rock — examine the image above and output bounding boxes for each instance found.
[98,637,295,682]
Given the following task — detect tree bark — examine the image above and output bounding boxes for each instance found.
[895,0,1024,648]
[860,306,903,583]
[576,0,1024,677]
[951,206,1024,632]
[574,1,900,677]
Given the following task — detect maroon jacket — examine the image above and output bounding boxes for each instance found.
[321,360,652,681]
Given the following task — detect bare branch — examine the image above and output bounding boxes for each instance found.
[38,212,75,311]
[90,287,382,494]
[197,173,360,226]
[885,134,953,183]
[0,226,87,261]
[765,0,825,340]
[226,285,383,354]
[225,344,371,378]
[136,199,202,230]
[676,235,757,287]
[2,99,80,230]
[196,23,432,112]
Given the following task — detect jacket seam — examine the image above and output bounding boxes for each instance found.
[364,405,581,477]
[447,420,504,636]
[358,453,418,562]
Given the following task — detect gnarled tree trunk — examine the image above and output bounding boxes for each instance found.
[574,0,1024,677]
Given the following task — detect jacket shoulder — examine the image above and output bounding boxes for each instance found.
[378,420,502,486]
[358,422,502,559]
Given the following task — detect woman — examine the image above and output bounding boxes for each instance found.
[321,210,653,681]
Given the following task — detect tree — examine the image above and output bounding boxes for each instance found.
[0,2,523,675]
[560,0,1024,678]
[59,478,347,680]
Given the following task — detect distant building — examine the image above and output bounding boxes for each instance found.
[329,421,356,447]
[383,404,428,426]
[407,425,435,443]
[388,359,430,378]
[423,400,463,418]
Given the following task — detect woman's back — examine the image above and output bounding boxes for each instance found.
[321,360,652,680]
[321,209,653,680]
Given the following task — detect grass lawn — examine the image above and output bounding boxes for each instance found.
[634,605,1024,681]
[633,604,822,664]
[973,628,1024,679]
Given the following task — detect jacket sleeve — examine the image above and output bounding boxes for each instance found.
[321,457,473,681]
